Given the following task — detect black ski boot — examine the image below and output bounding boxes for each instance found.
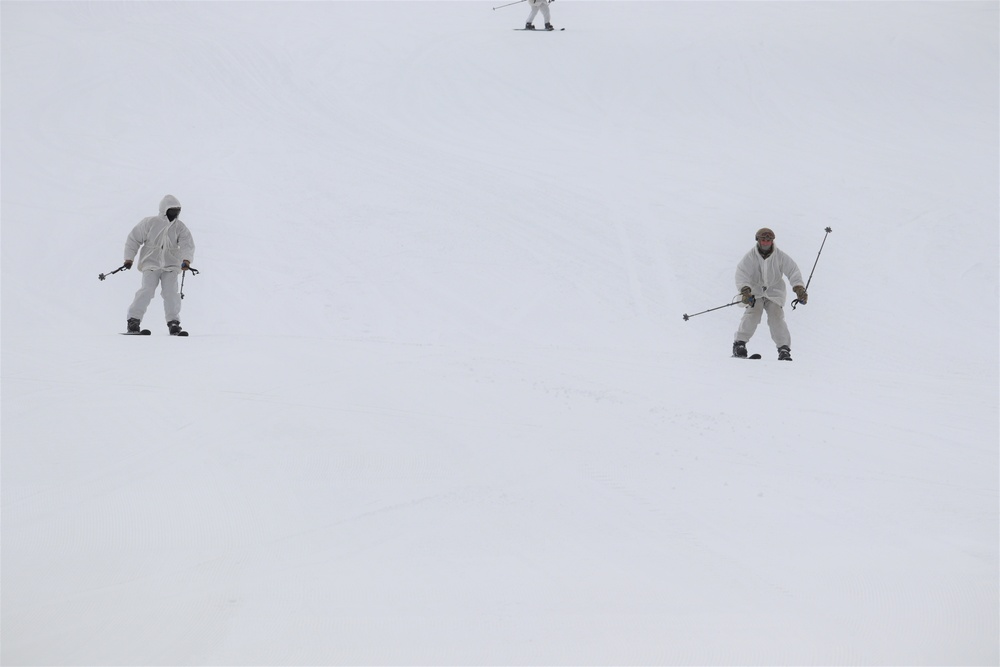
[167,320,186,336]
[732,340,748,358]
[545,22,555,31]
[777,345,792,361]
[525,22,535,30]
[127,318,142,334]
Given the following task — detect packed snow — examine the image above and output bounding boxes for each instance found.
[2,1,997,664]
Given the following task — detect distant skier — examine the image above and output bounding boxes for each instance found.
[733,228,807,361]
[524,0,555,30]
[122,194,195,335]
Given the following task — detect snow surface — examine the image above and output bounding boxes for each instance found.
[2,1,998,664]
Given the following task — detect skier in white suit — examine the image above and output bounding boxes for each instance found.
[123,194,195,335]
[525,0,555,31]
[733,227,806,361]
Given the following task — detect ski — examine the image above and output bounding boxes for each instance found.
[119,329,188,336]
[733,353,762,360]
[514,28,565,31]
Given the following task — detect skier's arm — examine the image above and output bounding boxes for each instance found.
[177,222,195,267]
[124,220,146,264]
[782,253,804,290]
[734,252,755,293]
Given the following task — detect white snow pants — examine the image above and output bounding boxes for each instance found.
[128,269,181,323]
[526,0,551,24]
[735,298,791,349]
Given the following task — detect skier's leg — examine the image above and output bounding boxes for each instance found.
[540,0,551,23]
[735,298,764,342]
[526,2,539,24]
[764,300,791,348]
[160,270,182,323]
[127,270,159,321]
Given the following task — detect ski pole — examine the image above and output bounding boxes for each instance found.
[683,295,754,321]
[791,226,832,309]
[180,266,199,300]
[98,264,130,281]
[493,0,526,10]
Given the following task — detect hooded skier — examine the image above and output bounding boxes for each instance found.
[733,227,806,361]
[123,194,195,335]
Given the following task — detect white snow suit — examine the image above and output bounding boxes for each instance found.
[733,245,804,348]
[526,0,552,25]
[125,195,195,323]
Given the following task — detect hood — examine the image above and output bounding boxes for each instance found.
[158,194,182,217]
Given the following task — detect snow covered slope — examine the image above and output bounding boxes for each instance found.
[2,1,997,664]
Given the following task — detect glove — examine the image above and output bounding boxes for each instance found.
[181,260,191,271]
[124,259,133,269]
[793,285,808,304]
[740,286,753,304]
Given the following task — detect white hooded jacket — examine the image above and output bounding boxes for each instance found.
[734,245,804,307]
[125,195,195,272]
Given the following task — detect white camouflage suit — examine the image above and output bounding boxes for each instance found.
[526,0,552,26]
[734,244,804,349]
[124,194,195,324]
